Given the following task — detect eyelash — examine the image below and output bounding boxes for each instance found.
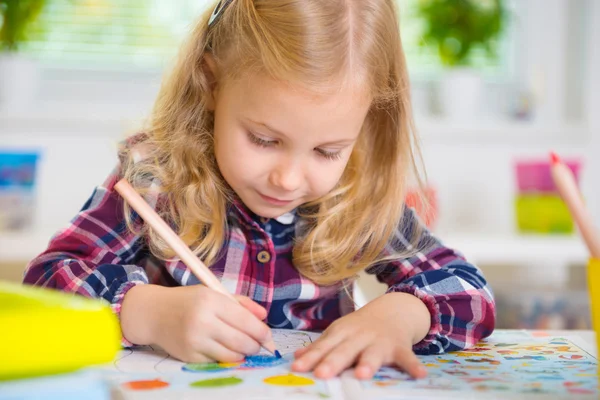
[315,148,342,161]
[247,132,342,161]
[247,132,275,148]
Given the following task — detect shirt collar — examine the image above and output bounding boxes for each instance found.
[274,211,296,225]
[230,198,296,226]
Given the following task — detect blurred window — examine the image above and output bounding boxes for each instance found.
[21,0,514,78]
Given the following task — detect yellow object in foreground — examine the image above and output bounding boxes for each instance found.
[0,281,121,381]
[588,258,600,355]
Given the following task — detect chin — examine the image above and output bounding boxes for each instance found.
[255,207,293,219]
[247,203,295,219]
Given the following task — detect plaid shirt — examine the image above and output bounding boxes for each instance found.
[24,144,495,354]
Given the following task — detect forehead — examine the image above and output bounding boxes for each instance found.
[224,73,372,142]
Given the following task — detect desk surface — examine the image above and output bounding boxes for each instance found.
[530,329,594,341]
[0,329,597,400]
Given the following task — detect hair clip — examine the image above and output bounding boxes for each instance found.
[209,0,235,26]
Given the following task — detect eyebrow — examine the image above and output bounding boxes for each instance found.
[245,119,357,147]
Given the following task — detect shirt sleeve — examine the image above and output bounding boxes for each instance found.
[366,207,496,355]
[23,165,151,345]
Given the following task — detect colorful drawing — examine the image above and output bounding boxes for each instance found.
[504,355,547,361]
[554,346,577,352]
[560,354,584,360]
[350,332,598,399]
[470,346,492,352]
[436,357,460,364]
[104,329,334,399]
[242,354,288,368]
[443,369,468,376]
[465,358,501,365]
[100,330,599,399]
[183,362,234,373]
[183,354,287,373]
[454,352,493,357]
[190,376,243,388]
[264,374,315,386]
[497,350,519,355]
[122,379,169,391]
[472,384,510,391]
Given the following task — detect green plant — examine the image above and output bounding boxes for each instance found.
[416,0,505,67]
[0,0,47,51]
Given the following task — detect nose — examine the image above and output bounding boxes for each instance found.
[269,157,303,193]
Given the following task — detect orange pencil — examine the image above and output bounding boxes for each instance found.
[550,152,600,258]
[551,152,600,356]
[114,178,280,358]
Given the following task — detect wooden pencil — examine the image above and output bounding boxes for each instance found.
[550,151,600,258]
[114,178,279,357]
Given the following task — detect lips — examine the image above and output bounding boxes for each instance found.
[258,192,294,206]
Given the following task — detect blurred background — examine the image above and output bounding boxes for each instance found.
[0,0,598,331]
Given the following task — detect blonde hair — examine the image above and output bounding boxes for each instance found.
[122,0,425,286]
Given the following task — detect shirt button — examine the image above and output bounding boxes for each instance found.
[257,250,271,263]
[260,217,269,224]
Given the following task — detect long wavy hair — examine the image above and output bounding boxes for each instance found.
[122,0,425,286]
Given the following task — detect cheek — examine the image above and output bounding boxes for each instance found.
[308,162,348,196]
[216,133,264,185]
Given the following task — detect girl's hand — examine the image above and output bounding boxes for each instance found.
[121,284,272,363]
[291,292,431,380]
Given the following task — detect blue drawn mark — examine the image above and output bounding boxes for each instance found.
[536,375,565,381]
[559,361,596,366]
[504,356,547,361]
[242,355,288,368]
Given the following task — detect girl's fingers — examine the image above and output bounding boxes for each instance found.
[392,346,427,379]
[235,295,268,320]
[312,337,368,379]
[354,344,387,380]
[294,347,309,358]
[294,328,332,358]
[216,299,272,345]
[183,351,214,364]
[196,338,245,363]
[292,330,347,373]
[211,318,262,356]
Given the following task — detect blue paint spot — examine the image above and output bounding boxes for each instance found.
[274,350,282,359]
[242,355,287,368]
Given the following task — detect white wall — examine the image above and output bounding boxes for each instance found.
[422,138,593,237]
[0,119,595,258]
[585,0,600,224]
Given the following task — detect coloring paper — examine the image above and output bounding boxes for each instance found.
[104,329,344,399]
[342,331,599,399]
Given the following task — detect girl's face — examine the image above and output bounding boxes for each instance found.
[213,73,371,219]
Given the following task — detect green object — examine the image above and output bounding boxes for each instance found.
[190,376,243,388]
[415,0,506,67]
[183,363,229,372]
[0,0,48,51]
[515,194,574,234]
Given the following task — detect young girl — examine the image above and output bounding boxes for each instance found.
[24,0,495,380]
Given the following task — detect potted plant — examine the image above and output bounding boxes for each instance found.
[0,0,48,110]
[415,0,506,120]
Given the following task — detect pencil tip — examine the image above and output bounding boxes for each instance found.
[274,350,282,359]
[550,151,561,165]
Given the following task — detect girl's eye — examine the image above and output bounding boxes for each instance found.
[248,132,277,147]
[315,148,342,161]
